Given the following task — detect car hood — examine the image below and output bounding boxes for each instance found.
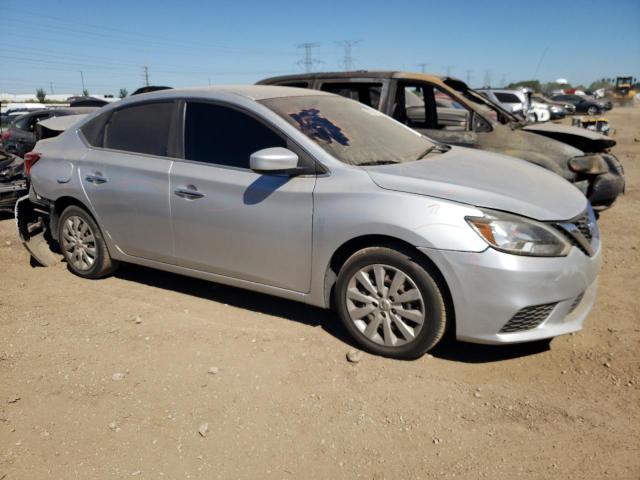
[522,122,615,151]
[364,146,587,221]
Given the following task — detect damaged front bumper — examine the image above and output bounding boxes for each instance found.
[15,195,61,266]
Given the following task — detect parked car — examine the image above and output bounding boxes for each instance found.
[550,94,609,115]
[2,107,97,157]
[0,148,27,212]
[258,72,625,211]
[16,86,600,358]
[476,88,550,122]
[531,94,574,118]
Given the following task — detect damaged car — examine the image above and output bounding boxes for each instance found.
[17,86,601,358]
[258,72,625,211]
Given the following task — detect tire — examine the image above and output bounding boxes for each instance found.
[335,246,448,359]
[587,106,599,116]
[58,205,118,279]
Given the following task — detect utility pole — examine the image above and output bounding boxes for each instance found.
[443,65,455,77]
[80,71,85,92]
[49,81,54,95]
[483,70,492,88]
[143,66,150,87]
[465,69,473,85]
[500,74,506,87]
[336,40,360,71]
[417,63,430,73]
[296,43,321,73]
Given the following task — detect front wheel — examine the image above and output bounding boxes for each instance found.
[335,247,448,359]
[587,106,599,116]
[58,205,118,279]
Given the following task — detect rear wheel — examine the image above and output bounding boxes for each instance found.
[587,106,599,116]
[335,247,448,359]
[58,205,118,278]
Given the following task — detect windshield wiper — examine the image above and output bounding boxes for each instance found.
[358,160,400,166]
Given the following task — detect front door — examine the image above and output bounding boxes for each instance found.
[170,101,315,292]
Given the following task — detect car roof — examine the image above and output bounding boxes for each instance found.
[129,85,334,102]
[258,70,454,86]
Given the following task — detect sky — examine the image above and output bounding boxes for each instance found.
[0,0,639,95]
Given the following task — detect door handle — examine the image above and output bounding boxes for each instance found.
[174,187,205,199]
[85,173,108,184]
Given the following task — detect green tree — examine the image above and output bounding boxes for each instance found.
[506,80,542,92]
[119,88,128,99]
[82,88,90,97]
[36,88,46,103]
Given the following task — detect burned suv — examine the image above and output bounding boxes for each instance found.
[258,72,624,211]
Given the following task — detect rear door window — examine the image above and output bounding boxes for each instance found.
[184,102,286,169]
[104,102,174,156]
[494,92,521,103]
[319,82,382,109]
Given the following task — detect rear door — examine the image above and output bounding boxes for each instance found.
[318,80,387,110]
[169,101,315,292]
[79,101,177,263]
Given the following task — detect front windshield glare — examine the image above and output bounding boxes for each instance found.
[260,95,437,166]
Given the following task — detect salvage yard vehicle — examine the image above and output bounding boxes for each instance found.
[0,148,26,212]
[17,86,601,358]
[550,94,609,115]
[259,72,625,211]
[476,88,551,122]
[531,93,576,116]
[3,107,98,157]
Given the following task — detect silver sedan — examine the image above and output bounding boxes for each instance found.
[17,86,600,358]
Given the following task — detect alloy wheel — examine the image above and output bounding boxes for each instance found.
[61,215,97,271]
[345,264,426,347]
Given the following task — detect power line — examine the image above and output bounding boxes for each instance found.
[336,40,360,71]
[80,71,85,92]
[296,43,321,73]
[417,63,430,73]
[465,69,473,85]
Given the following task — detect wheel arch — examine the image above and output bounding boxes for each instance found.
[323,234,455,332]
[50,196,96,241]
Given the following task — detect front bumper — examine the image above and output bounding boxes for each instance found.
[420,243,601,344]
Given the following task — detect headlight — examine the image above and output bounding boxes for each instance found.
[568,155,609,174]
[550,106,561,113]
[465,209,571,257]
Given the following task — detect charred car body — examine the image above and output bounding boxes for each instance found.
[258,71,625,211]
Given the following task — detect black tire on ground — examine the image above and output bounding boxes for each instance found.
[335,246,448,359]
[587,106,599,116]
[58,205,118,279]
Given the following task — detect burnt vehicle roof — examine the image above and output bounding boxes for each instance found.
[258,70,460,86]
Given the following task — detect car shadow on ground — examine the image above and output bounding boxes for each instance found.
[114,263,552,364]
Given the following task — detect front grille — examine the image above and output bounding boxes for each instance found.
[568,292,585,314]
[499,303,557,333]
[575,214,593,241]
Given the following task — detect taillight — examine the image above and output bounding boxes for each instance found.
[24,151,41,176]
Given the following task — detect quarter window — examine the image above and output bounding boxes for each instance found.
[104,102,174,156]
[184,102,286,169]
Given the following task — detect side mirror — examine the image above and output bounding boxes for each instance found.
[250,147,306,175]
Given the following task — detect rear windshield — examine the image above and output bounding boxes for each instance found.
[260,95,436,166]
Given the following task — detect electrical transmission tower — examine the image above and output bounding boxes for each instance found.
[336,40,360,71]
[143,66,150,87]
[483,70,492,88]
[296,43,321,73]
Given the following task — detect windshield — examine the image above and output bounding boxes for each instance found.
[260,95,438,166]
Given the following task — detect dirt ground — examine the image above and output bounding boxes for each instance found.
[1,107,639,480]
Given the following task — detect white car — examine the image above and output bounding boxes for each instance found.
[477,89,550,123]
